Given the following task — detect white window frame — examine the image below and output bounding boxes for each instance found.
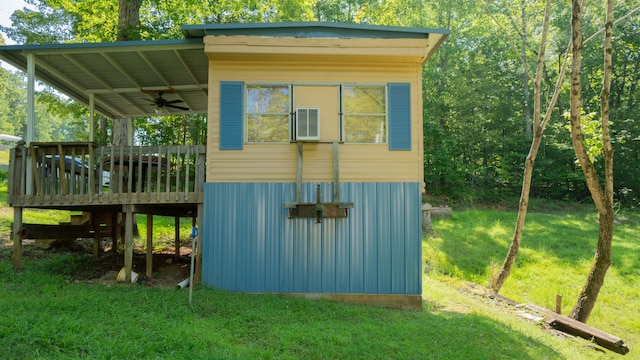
[340,84,388,144]
[244,83,292,144]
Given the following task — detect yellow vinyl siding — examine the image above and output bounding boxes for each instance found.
[206,36,425,183]
[208,143,422,182]
[294,86,340,141]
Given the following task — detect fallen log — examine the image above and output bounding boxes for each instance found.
[526,304,629,355]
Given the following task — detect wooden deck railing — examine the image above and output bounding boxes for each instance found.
[8,142,206,207]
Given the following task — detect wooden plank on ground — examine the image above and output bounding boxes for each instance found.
[526,304,629,355]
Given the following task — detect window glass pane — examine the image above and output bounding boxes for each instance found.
[247,114,290,143]
[343,86,385,114]
[343,86,386,143]
[344,115,386,143]
[246,85,290,143]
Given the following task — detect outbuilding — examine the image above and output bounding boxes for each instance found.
[0,22,448,309]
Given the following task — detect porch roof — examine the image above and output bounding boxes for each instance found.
[0,38,208,119]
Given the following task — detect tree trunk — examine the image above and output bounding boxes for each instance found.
[567,0,615,323]
[521,0,531,138]
[117,0,143,41]
[491,0,552,293]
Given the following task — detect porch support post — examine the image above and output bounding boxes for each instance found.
[92,212,100,259]
[12,207,23,269]
[146,214,153,277]
[25,53,36,194]
[127,117,133,146]
[26,53,35,144]
[111,212,119,253]
[124,204,134,282]
[174,216,180,261]
[194,203,203,285]
[89,93,95,143]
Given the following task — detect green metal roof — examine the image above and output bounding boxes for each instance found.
[182,21,449,39]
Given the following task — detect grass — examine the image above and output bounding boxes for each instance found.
[0,251,607,360]
[424,209,640,358]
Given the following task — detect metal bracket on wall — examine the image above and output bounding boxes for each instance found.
[283,141,354,223]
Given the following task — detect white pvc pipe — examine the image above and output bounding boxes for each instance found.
[176,278,190,289]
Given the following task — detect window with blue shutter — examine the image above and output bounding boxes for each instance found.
[388,82,411,151]
[220,81,244,150]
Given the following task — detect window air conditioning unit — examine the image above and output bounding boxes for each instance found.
[296,108,320,141]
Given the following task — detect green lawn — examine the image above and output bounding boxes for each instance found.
[1,205,636,358]
[0,172,634,360]
[424,209,639,358]
[0,251,608,360]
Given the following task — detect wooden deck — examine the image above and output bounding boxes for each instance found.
[8,142,205,211]
[8,142,206,282]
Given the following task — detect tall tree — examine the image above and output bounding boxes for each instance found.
[491,0,555,292]
[567,0,614,323]
[112,0,143,146]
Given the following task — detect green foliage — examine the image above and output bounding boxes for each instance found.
[135,114,206,146]
[0,68,26,137]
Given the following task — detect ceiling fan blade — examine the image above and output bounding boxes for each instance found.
[141,88,176,95]
[166,99,184,104]
[166,104,189,111]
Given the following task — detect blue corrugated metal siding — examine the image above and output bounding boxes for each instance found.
[202,182,422,295]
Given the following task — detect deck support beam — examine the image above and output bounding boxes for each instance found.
[12,207,23,270]
[174,216,180,261]
[146,214,153,277]
[124,204,134,282]
[92,212,100,258]
[110,212,117,253]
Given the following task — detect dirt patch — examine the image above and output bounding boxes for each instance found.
[85,252,192,287]
[2,237,193,288]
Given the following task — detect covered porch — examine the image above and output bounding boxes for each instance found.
[8,141,206,282]
[0,37,211,283]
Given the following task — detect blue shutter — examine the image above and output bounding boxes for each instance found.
[220,81,244,150]
[388,83,411,151]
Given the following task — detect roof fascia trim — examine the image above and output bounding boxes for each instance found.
[182,22,450,39]
[0,38,204,54]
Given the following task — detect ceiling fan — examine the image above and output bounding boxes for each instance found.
[142,89,189,111]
